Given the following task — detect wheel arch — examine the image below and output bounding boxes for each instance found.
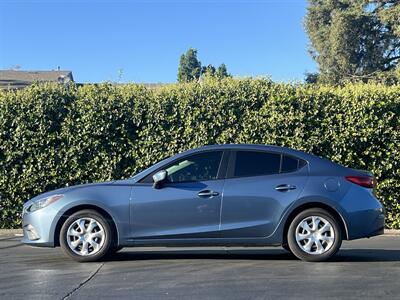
[282,202,349,245]
[53,204,119,247]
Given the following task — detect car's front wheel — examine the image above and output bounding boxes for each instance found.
[287,208,342,262]
[60,209,113,262]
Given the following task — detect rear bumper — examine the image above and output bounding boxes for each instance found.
[365,221,385,238]
[348,208,385,240]
[340,185,385,240]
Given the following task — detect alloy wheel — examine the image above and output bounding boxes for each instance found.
[295,215,335,255]
[66,217,105,256]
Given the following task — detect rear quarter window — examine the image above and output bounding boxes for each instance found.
[281,155,307,173]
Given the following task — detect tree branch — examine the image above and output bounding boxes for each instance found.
[386,55,400,62]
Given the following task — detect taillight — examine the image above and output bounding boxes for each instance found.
[345,176,376,188]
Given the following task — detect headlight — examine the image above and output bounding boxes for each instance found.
[28,194,64,213]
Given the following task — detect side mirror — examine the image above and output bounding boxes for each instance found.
[152,170,167,189]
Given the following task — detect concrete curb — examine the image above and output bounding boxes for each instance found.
[1,228,400,237]
[384,229,400,236]
[0,229,23,236]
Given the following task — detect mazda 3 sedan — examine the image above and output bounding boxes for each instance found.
[22,144,384,262]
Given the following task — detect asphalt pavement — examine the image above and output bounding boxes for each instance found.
[1,234,399,300]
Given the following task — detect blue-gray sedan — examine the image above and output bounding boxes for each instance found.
[22,144,384,262]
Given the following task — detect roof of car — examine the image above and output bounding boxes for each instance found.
[130,143,345,181]
[185,144,313,159]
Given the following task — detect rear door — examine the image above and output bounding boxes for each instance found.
[220,150,308,238]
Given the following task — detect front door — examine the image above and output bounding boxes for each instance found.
[130,151,226,239]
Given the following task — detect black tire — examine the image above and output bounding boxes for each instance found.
[287,208,342,262]
[60,209,113,262]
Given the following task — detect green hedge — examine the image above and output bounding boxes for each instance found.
[0,78,399,228]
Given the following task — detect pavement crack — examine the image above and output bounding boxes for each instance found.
[61,262,104,300]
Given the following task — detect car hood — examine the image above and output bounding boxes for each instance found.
[27,181,116,203]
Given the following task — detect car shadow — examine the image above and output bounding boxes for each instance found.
[104,248,400,263]
[332,249,400,262]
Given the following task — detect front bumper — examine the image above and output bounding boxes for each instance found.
[21,206,59,247]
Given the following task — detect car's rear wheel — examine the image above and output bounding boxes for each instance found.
[60,209,113,262]
[287,208,342,262]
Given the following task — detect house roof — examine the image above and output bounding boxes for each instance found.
[0,70,74,89]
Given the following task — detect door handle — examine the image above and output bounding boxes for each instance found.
[275,184,297,192]
[198,190,220,198]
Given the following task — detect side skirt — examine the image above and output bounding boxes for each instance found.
[121,237,282,247]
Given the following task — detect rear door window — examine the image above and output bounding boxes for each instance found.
[232,151,307,178]
[234,151,281,177]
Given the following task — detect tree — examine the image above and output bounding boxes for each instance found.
[215,63,230,79]
[305,0,400,84]
[202,63,231,79]
[177,49,231,82]
[202,64,216,76]
[304,72,319,84]
[177,48,202,83]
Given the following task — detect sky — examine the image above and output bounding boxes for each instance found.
[0,0,317,83]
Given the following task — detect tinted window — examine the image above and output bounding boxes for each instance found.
[281,155,298,173]
[166,151,222,182]
[298,159,307,169]
[141,151,223,183]
[234,151,280,177]
[281,155,307,173]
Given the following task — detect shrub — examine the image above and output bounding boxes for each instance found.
[0,78,399,228]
